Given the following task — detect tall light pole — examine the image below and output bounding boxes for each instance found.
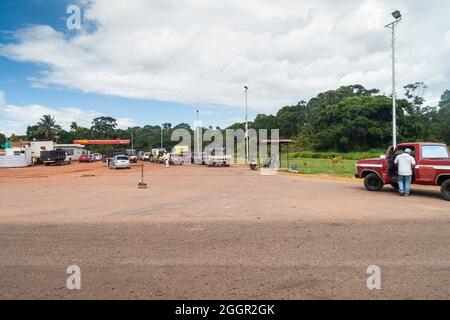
[196,109,200,157]
[131,131,134,150]
[385,10,402,147]
[160,124,163,149]
[244,86,249,163]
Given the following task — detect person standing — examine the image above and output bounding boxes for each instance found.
[163,152,170,168]
[394,148,416,197]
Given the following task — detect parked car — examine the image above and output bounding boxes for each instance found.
[105,149,127,166]
[204,148,231,167]
[79,154,94,163]
[65,152,72,164]
[109,155,131,169]
[137,151,145,160]
[126,149,138,163]
[94,153,102,161]
[355,142,450,201]
[143,152,151,161]
[151,148,166,163]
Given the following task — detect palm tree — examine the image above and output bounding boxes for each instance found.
[36,115,61,139]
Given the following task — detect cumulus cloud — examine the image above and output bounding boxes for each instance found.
[0,0,449,111]
[0,91,135,135]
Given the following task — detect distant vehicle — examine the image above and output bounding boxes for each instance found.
[172,145,189,154]
[356,142,450,201]
[109,155,131,169]
[79,154,94,163]
[204,148,231,167]
[151,148,166,163]
[65,153,73,164]
[169,153,184,166]
[93,153,102,161]
[41,149,71,166]
[126,149,138,163]
[137,151,145,160]
[105,149,127,166]
[143,152,151,161]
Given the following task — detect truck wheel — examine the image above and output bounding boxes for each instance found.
[364,173,384,191]
[390,182,399,191]
[441,180,450,201]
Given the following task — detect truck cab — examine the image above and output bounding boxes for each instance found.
[356,142,450,201]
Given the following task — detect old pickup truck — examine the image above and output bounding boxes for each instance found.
[355,142,450,201]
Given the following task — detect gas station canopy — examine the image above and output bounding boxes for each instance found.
[73,139,131,145]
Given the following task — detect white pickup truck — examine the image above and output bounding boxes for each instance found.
[204,153,231,167]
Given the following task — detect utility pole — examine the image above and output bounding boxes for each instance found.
[196,110,200,157]
[385,10,402,147]
[160,125,163,149]
[244,86,249,163]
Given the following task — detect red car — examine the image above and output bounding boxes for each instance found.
[79,154,94,163]
[355,142,450,201]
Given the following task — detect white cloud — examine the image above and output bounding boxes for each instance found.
[0,0,449,112]
[0,91,135,135]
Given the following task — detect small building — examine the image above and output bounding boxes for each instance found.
[54,144,86,161]
[0,147,32,168]
[28,140,54,160]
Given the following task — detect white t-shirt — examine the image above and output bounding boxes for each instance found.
[394,153,416,176]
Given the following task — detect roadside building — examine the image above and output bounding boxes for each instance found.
[54,144,86,161]
[28,140,54,161]
[0,147,32,168]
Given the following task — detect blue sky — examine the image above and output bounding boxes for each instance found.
[0,0,247,135]
[1,0,449,136]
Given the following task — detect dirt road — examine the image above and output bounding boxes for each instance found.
[0,162,449,299]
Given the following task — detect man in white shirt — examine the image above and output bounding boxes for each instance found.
[394,148,416,196]
[163,152,170,168]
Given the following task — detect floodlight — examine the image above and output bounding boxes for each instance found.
[392,10,401,20]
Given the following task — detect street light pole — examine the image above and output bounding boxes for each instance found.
[160,125,163,149]
[196,110,200,157]
[244,86,249,163]
[385,10,402,148]
[131,131,134,150]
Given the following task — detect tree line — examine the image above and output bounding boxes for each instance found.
[1,83,449,153]
[230,83,449,152]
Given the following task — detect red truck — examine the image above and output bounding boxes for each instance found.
[355,142,450,201]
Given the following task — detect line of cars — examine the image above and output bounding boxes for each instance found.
[79,153,102,163]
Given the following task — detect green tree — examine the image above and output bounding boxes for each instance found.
[436,90,450,145]
[252,114,278,131]
[36,115,61,139]
[305,85,379,124]
[276,103,307,138]
[91,117,118,139]
[303,95,393,151]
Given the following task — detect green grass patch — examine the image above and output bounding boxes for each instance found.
[279,157,357,178]
[289,150,385,160]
